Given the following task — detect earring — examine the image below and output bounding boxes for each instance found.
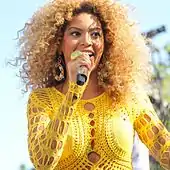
[54,54,65,81]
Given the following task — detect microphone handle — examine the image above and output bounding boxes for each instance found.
[76,66,88,86]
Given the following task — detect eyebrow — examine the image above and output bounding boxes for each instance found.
[67,27,83,31]
[67,26,102,31]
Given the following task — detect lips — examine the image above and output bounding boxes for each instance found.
[88,53,95,57]
[71,50,95,59]
[82,51,95,57]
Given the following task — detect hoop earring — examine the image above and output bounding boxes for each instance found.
[54,54,65,81]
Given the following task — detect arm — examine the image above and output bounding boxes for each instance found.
[27,81,86,169]
[132,131,150,170]
[134,96,170,170]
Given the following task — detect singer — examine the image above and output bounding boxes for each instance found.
[15,0,170,169]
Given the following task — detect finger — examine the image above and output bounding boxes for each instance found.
[76,57,91,66]
[77,61,91,70]
[79,54,91,62]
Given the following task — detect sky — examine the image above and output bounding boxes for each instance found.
[0,0,170,170]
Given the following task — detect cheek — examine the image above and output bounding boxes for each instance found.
[93,40,104,66]
[95,40,104,56]
[62,36,71,52]
[62,36,78,53]
[62,37,76,62]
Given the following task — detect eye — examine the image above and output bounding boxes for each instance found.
[91,31,102,39]
[70,31,81,37]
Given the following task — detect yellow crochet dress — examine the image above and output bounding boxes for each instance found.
[27,82,170,170]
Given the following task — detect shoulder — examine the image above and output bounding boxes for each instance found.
[129,90,155,121]
[30,87,63,99]
[28,87,63,109]
[114,90,154,122]
[29,87,53,101]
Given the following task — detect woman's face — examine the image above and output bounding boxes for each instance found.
[61,12,104,71]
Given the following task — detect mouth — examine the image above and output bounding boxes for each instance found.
[88,52,95,57]
[83,51,95,58]
[71,50,95,59]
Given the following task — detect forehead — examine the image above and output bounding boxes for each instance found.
[67,13,102,29]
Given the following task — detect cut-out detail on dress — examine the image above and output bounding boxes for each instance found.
[91,139,95,149]
[87,151,101,164]
[84,103,95,111]
[85,165,91,170]
[59,121,64,134]
[54,119,59,131]
[39,158,43,165]
[48,156,54,165]
[51,140,57,150]
[158,136,166,145]
[58,141,63,149]
[88,113,94,118]
[44,155,48,165]
[91,129,95,137]
[90,120,95,126]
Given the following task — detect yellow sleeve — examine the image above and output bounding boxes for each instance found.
[134,95,170,170]
[27,81,86,169]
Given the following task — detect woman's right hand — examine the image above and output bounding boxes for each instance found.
[67,52,94,83]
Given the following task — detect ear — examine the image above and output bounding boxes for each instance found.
[58,44,63,55]
[59,35,65,51]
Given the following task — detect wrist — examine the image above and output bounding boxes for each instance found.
[68,81,87,97]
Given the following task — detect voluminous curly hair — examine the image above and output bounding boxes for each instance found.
[17,0,151,103]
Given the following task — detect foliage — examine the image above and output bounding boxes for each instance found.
[148,40,170,169]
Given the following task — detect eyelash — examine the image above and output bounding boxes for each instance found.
[91,32,101,38]
[70,31,81,37]
[70,31,102,39]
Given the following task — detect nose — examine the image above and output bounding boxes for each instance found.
[81,33,92,46]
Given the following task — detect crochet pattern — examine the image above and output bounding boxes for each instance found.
[27,83,170,170]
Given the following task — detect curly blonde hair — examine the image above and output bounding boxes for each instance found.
[17,0,151,103]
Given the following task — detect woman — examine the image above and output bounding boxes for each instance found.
[17,0,170,169]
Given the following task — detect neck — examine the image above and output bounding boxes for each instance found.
[85,71,99,91]
[82,71,104,99]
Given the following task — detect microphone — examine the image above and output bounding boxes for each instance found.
[77,66,88,86]
[71,51,88,86]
